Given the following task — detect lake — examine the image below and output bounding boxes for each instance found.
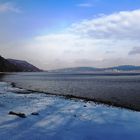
[1,72,140,111]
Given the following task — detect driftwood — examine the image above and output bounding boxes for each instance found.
[8,111,26,118]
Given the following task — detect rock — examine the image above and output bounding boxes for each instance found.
[11,82,16,87]
[83,105,87,107]
[31,112,39,115]
[9,111,26,118]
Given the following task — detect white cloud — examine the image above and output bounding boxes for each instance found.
[76,3,93,8]
[0,2,21,13]
[70,9,140,40]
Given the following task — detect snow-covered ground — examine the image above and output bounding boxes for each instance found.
[0,82,140,140]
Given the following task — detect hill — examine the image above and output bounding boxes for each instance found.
[0,56,41,72]
[8,59,41,72]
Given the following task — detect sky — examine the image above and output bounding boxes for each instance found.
[1,0,140,70]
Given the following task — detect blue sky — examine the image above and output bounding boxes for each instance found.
[1,0,140,69]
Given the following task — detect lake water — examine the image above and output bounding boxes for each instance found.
[1,72,140,111]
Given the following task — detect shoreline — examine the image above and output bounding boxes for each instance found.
[9,82,139,112]
[1,72,140,112]
[0,81,140,140]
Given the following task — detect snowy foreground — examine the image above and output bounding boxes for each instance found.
[0,82,140,140]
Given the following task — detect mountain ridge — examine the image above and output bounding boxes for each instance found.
[50,65,140,73]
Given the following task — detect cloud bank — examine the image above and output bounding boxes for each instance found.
[1,9,140,69]
[70,9,140,40]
